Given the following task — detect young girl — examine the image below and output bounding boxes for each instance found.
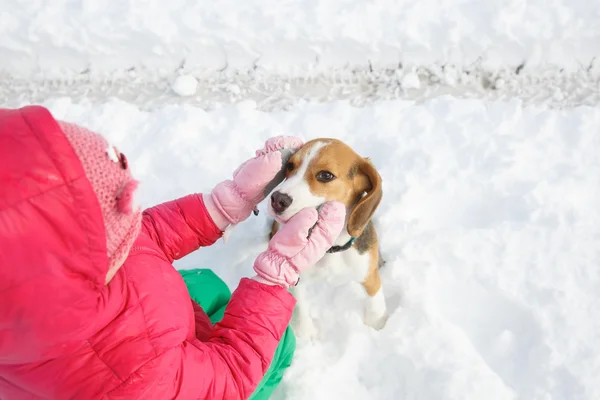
[0,105,345,399]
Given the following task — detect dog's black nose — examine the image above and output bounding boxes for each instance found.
[271,191,292,213]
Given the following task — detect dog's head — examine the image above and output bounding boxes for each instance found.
[268,138,382,238]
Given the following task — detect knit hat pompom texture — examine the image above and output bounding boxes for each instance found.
[58,122,142,275]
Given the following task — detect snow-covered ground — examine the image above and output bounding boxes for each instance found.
[3,0,600,399]
[2,0,600,76]
[2,0,600,111]
[3,61,600,112]
[41,96,600,400]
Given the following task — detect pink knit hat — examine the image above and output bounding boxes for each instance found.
[58,121,143,282]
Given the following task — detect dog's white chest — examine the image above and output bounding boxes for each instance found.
[305,246,371,284]
[290,245,388,338]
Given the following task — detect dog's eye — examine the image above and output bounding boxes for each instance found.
[286,162,295,172]
[316,171,335,182]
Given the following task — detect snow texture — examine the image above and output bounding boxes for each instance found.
[171,75,198,97]
[2,0,600,112]
[2,0,600,77]
[42,96,600,400]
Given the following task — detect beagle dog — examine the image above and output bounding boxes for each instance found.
[267,138,387,338]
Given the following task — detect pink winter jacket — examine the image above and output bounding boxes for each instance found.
[0,106,296,399]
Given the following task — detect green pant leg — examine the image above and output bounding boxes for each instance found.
[179,269,297,399]
[179,269,231,318]
[248,325,296,400]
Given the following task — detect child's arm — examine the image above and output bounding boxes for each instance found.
[140,193,222,262]
[177,279,295,399]
[140,136,302,262]
[119,201,345,399]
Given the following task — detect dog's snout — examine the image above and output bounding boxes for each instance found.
[271,191,292,214]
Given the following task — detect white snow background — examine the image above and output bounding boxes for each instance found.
[2,0,600,399]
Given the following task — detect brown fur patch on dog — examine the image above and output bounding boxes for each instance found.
[354,220,375,254]
[359,223,381,296]
[269,220,280,240]
[346,159,382,238]
[361,243,382,296]
[347,163,359,180]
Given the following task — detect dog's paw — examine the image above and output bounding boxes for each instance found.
[363,287,389,330]
[364,309,389,330]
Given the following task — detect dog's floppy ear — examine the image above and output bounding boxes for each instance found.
[347,158,382,237]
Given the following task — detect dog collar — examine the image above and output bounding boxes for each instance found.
[327,237,356,253]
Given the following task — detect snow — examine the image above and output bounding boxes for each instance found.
[171,75,198,97]
[3,0,600,112]
[4,65,600,112]
[2,0,600,78]
[3,0,600,398]
[401,71,421,90]
[40,96,600,400]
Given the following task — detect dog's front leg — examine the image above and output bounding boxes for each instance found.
[362,266,388,330]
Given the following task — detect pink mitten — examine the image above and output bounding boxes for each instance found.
[252,202,346,288]
[204,136,303,230]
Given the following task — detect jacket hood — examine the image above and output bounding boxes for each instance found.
[0,106,111,364]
